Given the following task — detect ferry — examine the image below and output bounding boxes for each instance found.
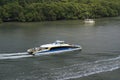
[27,40,82,55]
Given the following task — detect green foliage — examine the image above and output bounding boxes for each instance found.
[0,0,120,22]
[1,2,24,21]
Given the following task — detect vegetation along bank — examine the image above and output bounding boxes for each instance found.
[0,0,120,22]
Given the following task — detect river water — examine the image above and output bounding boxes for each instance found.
[0,17,120,80]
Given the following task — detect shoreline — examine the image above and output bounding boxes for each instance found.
[0,16,119,24]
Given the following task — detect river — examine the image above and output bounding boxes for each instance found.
[0,17,120,80]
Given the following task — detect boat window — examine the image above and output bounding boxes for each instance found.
[41,47,48,49]
[50,46,71,51]
[45,47,48,49]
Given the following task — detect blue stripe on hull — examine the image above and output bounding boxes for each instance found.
[35,47,81,55]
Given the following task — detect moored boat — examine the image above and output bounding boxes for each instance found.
[84,19,95,24]
[27,40,82,55]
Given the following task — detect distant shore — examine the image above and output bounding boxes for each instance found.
[0,0,120,23]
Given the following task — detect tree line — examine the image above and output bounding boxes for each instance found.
[0,0,120,22]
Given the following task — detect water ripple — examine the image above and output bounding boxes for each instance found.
[39,55,120,80]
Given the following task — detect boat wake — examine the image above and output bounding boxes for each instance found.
[1,52,120,80]
[0,52,32,60]
[38,55,120,80]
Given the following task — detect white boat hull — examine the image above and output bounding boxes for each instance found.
[84,19,95,24]
[84,21,95,23]
[27,40,82,56]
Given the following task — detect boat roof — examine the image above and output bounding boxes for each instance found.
[40,40,70,48]
[55,40,64,43]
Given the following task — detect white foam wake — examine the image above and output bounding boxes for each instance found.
[0,52,32,60]
[39,55,120,80]
[0,52,28,56]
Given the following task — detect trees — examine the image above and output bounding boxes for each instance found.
[24,3,45,21]
[0,7,2,23]
[0,0,120,22]
[1,2,24,21]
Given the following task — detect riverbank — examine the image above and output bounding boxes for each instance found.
[0,0,120,22]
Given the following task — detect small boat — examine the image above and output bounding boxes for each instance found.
[27,40,82,55]
[84,19,95,24]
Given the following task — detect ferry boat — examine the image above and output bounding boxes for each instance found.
[27,40,82,55]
